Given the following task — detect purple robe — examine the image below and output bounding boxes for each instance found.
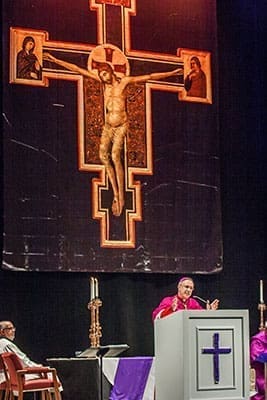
[250,330,267,400]
[152,294,203,321]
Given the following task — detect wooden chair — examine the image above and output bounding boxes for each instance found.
[0,381,10,400]
[1,352,61,400]
[0,354,11,400]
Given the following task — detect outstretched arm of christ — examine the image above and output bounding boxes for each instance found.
[127,67,183,85]
[43,53,99,81]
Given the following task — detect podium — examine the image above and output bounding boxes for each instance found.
[154,310,250,400]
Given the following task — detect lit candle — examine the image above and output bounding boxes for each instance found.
[260,279,264,304]
[95,278,99,298]
[90,277,95,300]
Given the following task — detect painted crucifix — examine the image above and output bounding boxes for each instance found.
[10,0,212,248]
[43,49,183,217]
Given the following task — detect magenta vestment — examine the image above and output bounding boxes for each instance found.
[250,330,267,400]
[152,295,203,321]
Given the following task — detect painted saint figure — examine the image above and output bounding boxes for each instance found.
[184,56,206,98]
[16,36,42,80]
[43,51,182,216]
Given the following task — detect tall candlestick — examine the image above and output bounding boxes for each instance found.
[95,278,99,298]
[260,279,264,304]
[90,277,95,300]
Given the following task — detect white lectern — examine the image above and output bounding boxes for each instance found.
[154,310,250,400]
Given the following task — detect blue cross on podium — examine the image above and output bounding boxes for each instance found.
[202,332,232,384]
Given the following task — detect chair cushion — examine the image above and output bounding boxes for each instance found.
[12,378,54,390]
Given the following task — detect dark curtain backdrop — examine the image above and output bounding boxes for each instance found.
[0,0,266,361]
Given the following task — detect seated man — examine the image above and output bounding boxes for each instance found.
[250,323,267,400]
[0,320,62,391]
[152,277,219,320]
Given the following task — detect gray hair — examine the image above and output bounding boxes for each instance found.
[0,321,12,330]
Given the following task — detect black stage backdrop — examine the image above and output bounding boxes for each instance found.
[2,0,222,273]
[0,0,266,360]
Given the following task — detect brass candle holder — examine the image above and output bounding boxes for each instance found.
[258,302,266,331]
[258,279,266,331]
[88,277,102,348]
[88,297,102,347]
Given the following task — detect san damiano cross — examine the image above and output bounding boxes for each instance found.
[10,0,212,248]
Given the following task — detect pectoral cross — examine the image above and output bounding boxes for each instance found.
[10,0,212,248]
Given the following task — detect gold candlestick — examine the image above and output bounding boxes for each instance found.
[258,279,266,331]
[258,302,266,331]
[88,277,102,348]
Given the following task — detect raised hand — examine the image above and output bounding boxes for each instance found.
[206,299,219,310]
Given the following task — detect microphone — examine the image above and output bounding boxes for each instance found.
[193,295,209,305]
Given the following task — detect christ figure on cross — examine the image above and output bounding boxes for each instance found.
[44,52,182,216]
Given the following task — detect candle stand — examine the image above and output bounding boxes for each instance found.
[258,302,266,331]
[88,297,102,348]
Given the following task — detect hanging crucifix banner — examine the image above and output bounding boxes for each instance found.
[2,0,222,273]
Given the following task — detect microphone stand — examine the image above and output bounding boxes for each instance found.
[193,295,208,305]
[193,295,213,309]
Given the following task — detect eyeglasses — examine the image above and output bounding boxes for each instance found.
[182,285,194,290]
[3,326,16,331]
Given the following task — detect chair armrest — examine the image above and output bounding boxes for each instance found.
[17,366,55,374]
[16,367,59,393]
[17,366,57,383]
